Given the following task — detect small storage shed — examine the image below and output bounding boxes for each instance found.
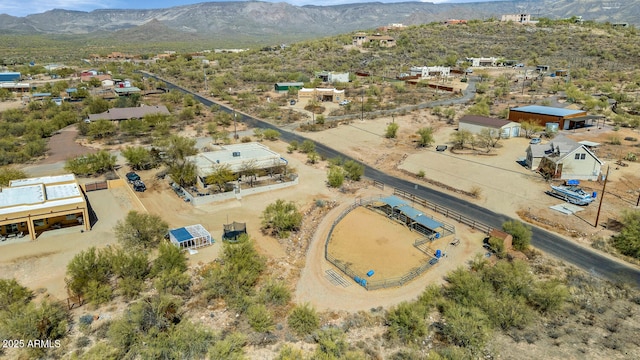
[169,224,213,250]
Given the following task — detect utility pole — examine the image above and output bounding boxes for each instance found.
[594,166,610,228]
[361,88,364,122]
[233,111,238,140]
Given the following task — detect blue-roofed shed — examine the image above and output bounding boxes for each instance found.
[0,72,21,82]
[379,195,408,209]
[508,105,588,130]
[397,205,444,231]
[169,224,213,250]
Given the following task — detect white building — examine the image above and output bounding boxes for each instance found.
[465,57,499,67]
[409,66,451,78]
[526,135,603,180]
[458,115,521,138]
[315,71,350,83]
[188,143,287,186]
[501,14,532,23]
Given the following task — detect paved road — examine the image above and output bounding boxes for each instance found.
[140,71,640,287]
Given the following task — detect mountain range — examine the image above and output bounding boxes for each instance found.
[0,1,636,44]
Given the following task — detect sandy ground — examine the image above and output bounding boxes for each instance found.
[0,188,136,300]
[328,206,433,279]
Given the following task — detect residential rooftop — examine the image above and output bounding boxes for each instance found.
[511,105,585,117]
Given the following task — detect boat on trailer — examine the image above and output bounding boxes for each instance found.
[546,184,596,205]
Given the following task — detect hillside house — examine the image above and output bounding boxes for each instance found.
[352,32,396,47]
[526,135,603,180]
[297,88,345,103]
[466,57,498,67]
[501,14,532,23]
[409,66,451,79]
[315,71,350,83]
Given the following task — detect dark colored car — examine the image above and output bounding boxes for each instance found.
[126,172,140,183]
[133,180,146,192]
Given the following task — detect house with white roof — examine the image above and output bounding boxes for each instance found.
[0,174,90,240]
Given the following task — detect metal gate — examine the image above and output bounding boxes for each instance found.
[85,181,108,192]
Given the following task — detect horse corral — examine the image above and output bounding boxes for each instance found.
[326,196,454,290]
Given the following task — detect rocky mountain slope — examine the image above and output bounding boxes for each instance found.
[0,1,637,42]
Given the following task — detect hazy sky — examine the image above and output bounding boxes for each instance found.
[0,0,489,17]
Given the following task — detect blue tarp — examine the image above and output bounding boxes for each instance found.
[379,195,408,209]
[398,205,444,230]
[566,179,580,185]
[169,227,192,243]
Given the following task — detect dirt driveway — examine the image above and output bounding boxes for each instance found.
[41,125,96,164]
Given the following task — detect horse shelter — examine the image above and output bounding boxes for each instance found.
[368,196,455,239]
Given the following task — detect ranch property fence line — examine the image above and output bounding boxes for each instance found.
[393,188,494,235]
[324,197,439,291]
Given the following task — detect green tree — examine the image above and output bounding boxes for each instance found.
[520,120,544,138]
[343,160,364,181]
[120,119,149,136]
[114,211,169,250]
[450,129,473,149]
[261,200,303,238]
[288,303,320,337]
[476,128,501,150]
[65,247,112,300]
[164,135,197,165]
[528,279,569,313]
[122,146,155,170]
[169,161,198,188]
[416,127,434,147]
[385,122,399,138]
[502,220,532,251]
[258,278,291,307]
[442,303,491,352]
[0,166,26,186]
[327,166,345,188]
[610,210,640,259]
[206,164,236,192]
[152,241,188,275]
[314,327,349,359]
[88,119,117,139]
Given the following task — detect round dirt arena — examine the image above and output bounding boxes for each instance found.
[327,206,432,281]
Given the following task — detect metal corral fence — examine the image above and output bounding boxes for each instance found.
[393,188,494,234]
[324,196,439,291]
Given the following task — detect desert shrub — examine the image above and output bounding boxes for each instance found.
[386,301,427,344]
[441,303,491,351]
[261,200,303,238]
[528,279,570,313]
[263,128,281,140]
[343,160,364,181]
[154,268,191,296]
[115,211,169,250]
[610,210,640,259]
[151,241,188,276]
[287,140,299,153]
[313,327,350,359]
[288,303,320,337]
[202,234,265,310]
[84,279,113,305]
[275,344,306,360]
[487,236,506,258]
[327,165,345,188]
[300,140,316,153]
[502,220,532,251]
[417,170,426,178]
[66,247,113,300]
[385,123,399,138]
[0,166,27,186]
[246,304,275,333]
[0,278,33,308]
[209,332,246,360]
[259,279,291,306]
